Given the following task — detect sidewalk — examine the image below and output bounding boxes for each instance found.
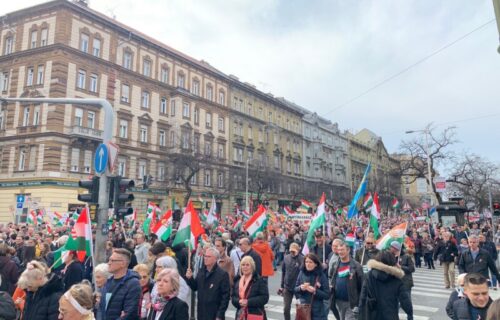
[491,288,500,300]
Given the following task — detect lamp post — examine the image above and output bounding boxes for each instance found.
[405,127,434,207]
[493,0,500,53]
[245,158,249,212]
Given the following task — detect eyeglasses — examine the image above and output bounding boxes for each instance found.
[108,259,125,263]
[204,255,215,259]
[365,242,374,245]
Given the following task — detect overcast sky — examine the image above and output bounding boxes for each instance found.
[4,0,500,173]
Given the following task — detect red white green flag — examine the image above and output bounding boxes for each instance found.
[302,193,326,255]
[65,207,92,262]
[152,210,173,241]
[232,219,243,231]
[370,192,381,239]
[283,206,294,217]
[172,201,205,250]
[362,192,373,211]
[300,199,312,211]
[143,202,157,235]
[391,198,400,209]
[345,232,355,247]
[376,222,407,250]
[27,210,37,225]
[244,205,267,238]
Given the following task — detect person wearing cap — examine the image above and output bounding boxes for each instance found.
[354,228,365,255]
[280,242,304,320]
[354,236,379,266]
[311,231,332,270]
[389,241,415,294]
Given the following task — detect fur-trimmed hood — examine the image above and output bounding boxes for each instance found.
[367,259,404,281]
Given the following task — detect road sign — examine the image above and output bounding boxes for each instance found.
[107,141,120,172]
[94,143,109,174]
[434,177,447,193]
[17,195,25,203]
[16,203,23,209]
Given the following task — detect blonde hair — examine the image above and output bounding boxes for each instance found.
[94,263,110,278]
[18,260,49,289]
[133,263,150,275]
[157,268,180,295]
[239,255,256,276]
[60,282,94,319]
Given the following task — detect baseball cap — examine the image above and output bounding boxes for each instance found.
[390,241,401,251]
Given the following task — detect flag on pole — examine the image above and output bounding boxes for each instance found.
[50,211,64,227]
[36,210,44,225]
[243,205,267,238]
[152,210,173,241]
[143,202,157,235]
[302,193,326,255]
[362,192,373,211]
[232,219,243,231]
[391,198,400,210]
[207,197,218,225]
[27,210,37,225]
[300,199,312,212]
[375,222,408,250]
[51,246,69,269]
[125,208,137,228]
[65,207,92,262]
[283,206,294,217]
[345,232,355,247]
[347,163,371,219]
[370,192,381,239]
[172,201,205,250]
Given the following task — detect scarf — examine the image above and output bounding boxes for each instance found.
[152,293,175,312]
[238,274,252,299]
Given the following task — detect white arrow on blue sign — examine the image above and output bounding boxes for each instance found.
[94,143,109,174]
[16,195,25,203]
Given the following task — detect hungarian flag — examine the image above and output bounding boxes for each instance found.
[283,206,294,217]
[143,202,157,235]
[65,207,92,262]
[125,208,137,227]
[362,192,373,211]
[172,201,205,250]
[302,193,326,255]
[391,198,400,210]
[36,211,44,225]
[199,210,208,222]
[50,211,63,226]
[300,199,312,211]
[345,232,355,247]
[232,219,242,231]
[244,205,267,238]
[376,222,408,250]
[27,210,37,225]
[51,246,69,269]
[370,192,381,239]
[206,197,218,226]
[152,210,173,241]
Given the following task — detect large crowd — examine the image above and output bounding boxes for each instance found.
[1,211,500,320]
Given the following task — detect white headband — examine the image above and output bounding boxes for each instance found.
[64,291,92,315]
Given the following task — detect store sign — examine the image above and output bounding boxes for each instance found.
[434,177,447,193]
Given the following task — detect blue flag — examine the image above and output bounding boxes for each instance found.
[347,163,371,219]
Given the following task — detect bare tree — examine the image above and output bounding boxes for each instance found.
[248,164,281,204]
[399,124,457,204]
[448,153,500,210]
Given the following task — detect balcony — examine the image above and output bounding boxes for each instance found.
[69,125,103,141]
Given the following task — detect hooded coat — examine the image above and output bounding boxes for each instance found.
[0,255,19,295]
[23,274,64,320]
[252,240,275,277]
[358,259,413,320]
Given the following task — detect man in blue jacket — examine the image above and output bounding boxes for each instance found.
[99,248,141,320]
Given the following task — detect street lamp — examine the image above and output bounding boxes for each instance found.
[405,127,433,206]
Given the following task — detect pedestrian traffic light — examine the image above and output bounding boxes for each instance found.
[494,202,500,216]
[77,176,100,203]
[110,176,135,220]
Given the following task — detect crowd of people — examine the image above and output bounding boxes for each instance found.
[0,211,500,320]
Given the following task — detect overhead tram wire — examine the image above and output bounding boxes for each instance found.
[322,18,496,117]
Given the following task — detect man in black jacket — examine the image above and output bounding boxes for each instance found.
[186,246,230,320]
[479,233,499,290]
[433,231,458,289]
[452,273,492,320]
[279,242,304,320]
[458,235,500,281]
[239,237,262,275]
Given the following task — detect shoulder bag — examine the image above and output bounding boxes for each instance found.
[237,278,265,320]
[295,275,318,320]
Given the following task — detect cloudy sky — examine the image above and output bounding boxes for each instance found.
[4,0,500,171]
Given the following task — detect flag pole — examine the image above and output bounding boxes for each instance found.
[49,255,64,271]
[360,220,370,266]
[87,205,97,286]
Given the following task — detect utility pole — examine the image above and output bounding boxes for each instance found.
[0,97,114,264]
[493,0,500,53]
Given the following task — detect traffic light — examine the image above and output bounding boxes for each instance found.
[110,176,135,220]
[77,176,99,203]
[494,202,500,216]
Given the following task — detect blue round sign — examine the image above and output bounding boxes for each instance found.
[94,144,109,174]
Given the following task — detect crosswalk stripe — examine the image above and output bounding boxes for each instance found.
[413,305,439,312]
[399,313,429,320]
[413,287,453,294]
[412,290,450,298]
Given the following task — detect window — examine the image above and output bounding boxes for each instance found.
[248,150,253,161]
[92,38,101,57]
[205,141,212,156]
[70,148,79,172]
[22,107,30,126]
[33,106,40,126]
[182,102,190,118]
[218,172,224,188]
[268,111,273,123]
[204,170,211,186]
[89,74,98,93]
[274,155,280,169]
[206,113,212,128]
[4,37,13,55]
[123,51,132,69]
[143,59,151,77]
[160,67,169,83]
[190,172,197,185]
[217,144,224,159]
[118,159,126,176]
[119,120,128,138]
[160,98,167,114]
[80,34,89,53]
[169,131,176,147]
[30,31,37,49]
[141,91,150,108]
[159,130,166,146]
[194,108,199,125]
[248,126,253,139]
[287,159,291,172]
[1,72,9,92]
[140,125,148,143]
[193,135,200,153]
[138,161,147,180]
[182,132,190,149]
[218,117,224,132]
[157,163,165,181]
[294,162,300,174]
[83,150,92,173]
[206,85,213,100]
[74,108,83,126]
[218,90,225,105]
[177,73,185,88]
[87,111,95,129]
[36,65,44,85]
[40,28,48,46]
[258,130,263,143]
[233,147,243,162]
[170,100,176,116]
[18,149,26,171]
[77,70,86,89]
[121,84,130,103]
[26,67,34,86]
[192,80,199,95]
[248,103,252,116]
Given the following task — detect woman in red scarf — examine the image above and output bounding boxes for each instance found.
[147,268,188,320]
[232,256,269,320]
